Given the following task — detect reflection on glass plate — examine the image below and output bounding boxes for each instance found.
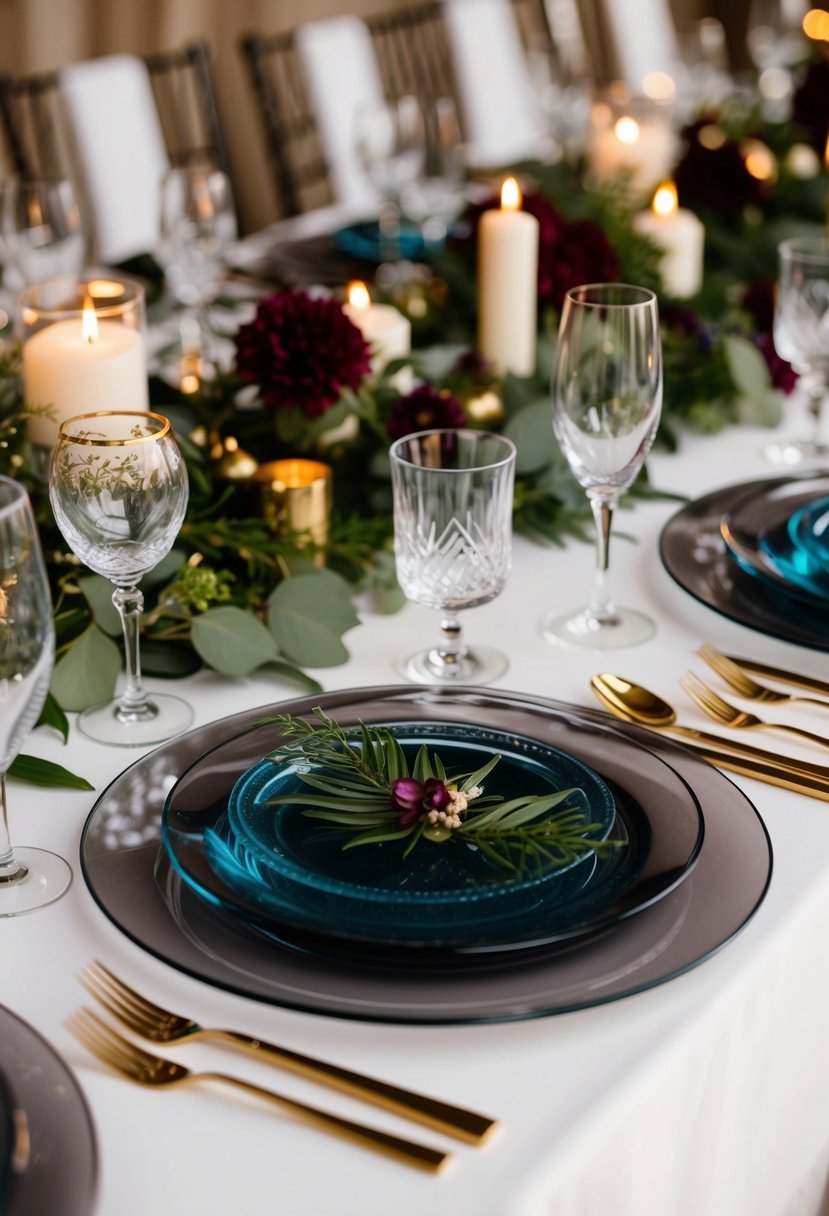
[660,477,829,650]
[721,474,829,605]
[80,688,769,1024]
[0,1006,97,1216]
[334,220,427,261]
[210,723,616,947]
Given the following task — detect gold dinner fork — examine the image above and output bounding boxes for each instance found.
[66,1007,452,1174]
[697,643,829,711]
[680,671,829,751]
[78,960,497,1145]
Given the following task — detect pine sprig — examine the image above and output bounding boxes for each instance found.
[259,709,619,879]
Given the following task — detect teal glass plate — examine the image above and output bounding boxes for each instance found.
[334,220,428,262]
[788,493,829,578]
[162,716,702,954]
[213,723,614,948]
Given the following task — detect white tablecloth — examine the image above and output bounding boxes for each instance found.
[9,404,829,1216]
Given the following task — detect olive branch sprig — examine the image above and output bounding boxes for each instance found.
[259,709,620,879]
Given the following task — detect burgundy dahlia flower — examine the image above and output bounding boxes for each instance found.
[386,384,466,440]
[234,290,372,418]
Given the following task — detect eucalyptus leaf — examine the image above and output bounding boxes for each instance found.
[266,573,359,667]
[78,575,121,636]
[261,659,323,694]
[140,640,202,678]
[722,333,772,398]
[35,693,68,743]
[8,754,94,790]
[51,625,122,712]
[503,400,558,474]
[191,606,278,677]
[141,547,187,587]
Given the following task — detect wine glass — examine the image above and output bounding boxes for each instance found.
[1,176,85,288]
[49,410,193,746]
[747,0,808,119]
[158,164,236,313]
[767,236,829,465]
[389,428,516,683]
[0,475,73,915]
[543,283,663,649]
[354,96,425,263]
[400,96,467,248]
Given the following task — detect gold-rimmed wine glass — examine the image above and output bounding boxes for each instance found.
[49,410,193,746]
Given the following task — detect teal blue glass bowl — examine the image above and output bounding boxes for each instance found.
[207,723,617,947]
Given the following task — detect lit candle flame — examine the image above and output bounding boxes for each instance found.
[81,297,98,345]
[615,116,640,146]
[652,181,678,217]
[347,281,371,310]
[501,177,522,211]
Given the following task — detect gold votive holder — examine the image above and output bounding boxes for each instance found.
[254,459,333,561]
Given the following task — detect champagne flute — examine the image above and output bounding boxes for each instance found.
[544,284,662,649]
[390,428,516,684]
[0,475,72,915]
[766,235,829,465]
[49,411,193,746]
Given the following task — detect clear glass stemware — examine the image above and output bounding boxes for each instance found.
[1,176,85,289]
[389,428,516,684]
[354,95,425,265]
[766,235,829,465]
[543,283,663,649]
[49,410,193,746]
[0,474,72,915]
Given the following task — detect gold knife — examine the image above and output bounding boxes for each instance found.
[728,656,829,700]
[691,744,829,801]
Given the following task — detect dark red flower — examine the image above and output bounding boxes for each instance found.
[386,384,466,440]
[741,281,776,332]
[674,121,765,218]
[234,290,372,418]
[754,332,798,395]
[391,776,451,828]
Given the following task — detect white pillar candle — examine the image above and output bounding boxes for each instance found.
[24,308,148,449]
[633,181,705,298]
[588,104,676,199]
[343,281,411,374]
[477,177,540,377]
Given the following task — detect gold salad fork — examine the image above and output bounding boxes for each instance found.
[697,643,829,711]
[680,671,829,751]
[79,960,497,1145]
[66,1007,452,1174]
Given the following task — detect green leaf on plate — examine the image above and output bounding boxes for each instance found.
[266,571,359,667]
[51,625,122,711]
[35,693,69,743]
[8,754,94,790]
[191,605,278,676]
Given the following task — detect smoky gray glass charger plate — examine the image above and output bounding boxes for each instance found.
[80,686,771,1024]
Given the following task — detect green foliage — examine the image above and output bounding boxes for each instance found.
[8,754,94,790]
[266,571,359,667]
[51,625,122,711]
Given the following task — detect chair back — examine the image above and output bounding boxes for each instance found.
[0,70,69,179]
[367,3,460,111]
[144,41,231,178]
[443,0,546,165]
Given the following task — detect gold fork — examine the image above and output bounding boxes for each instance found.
[66,1007,452,1174]
[697,644,829,711]
[79,960,497,1145]
[680,672,829,751]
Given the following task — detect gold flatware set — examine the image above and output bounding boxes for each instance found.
[68,961,499,1174]
[591,644,829,800]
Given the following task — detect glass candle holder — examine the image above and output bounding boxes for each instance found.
[20,274,149,477]
[254,459,333,561]
[586,89,676,201]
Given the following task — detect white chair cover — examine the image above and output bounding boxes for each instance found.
[444,0,545,166]
[58,54,169,263]
[600,0,682,90]
[295,15,384,210]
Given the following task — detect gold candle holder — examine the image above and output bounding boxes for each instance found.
[255,459,333,561]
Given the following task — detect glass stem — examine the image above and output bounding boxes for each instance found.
[0,773,25,884]
[428,610,466,674]
[588,495,619,625]
[112,584,153,722]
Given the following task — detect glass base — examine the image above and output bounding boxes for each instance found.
[762,437,824,467]
[78,693,194,747]
[398,644,509,685]
[543,605,656,650]
[0,848,72,916]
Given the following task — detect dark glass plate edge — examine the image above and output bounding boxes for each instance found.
[78,686,772,1025]
[658,478,829,651]
[0,1005,98,1216]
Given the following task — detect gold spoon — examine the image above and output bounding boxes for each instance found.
[590,673,829,782]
